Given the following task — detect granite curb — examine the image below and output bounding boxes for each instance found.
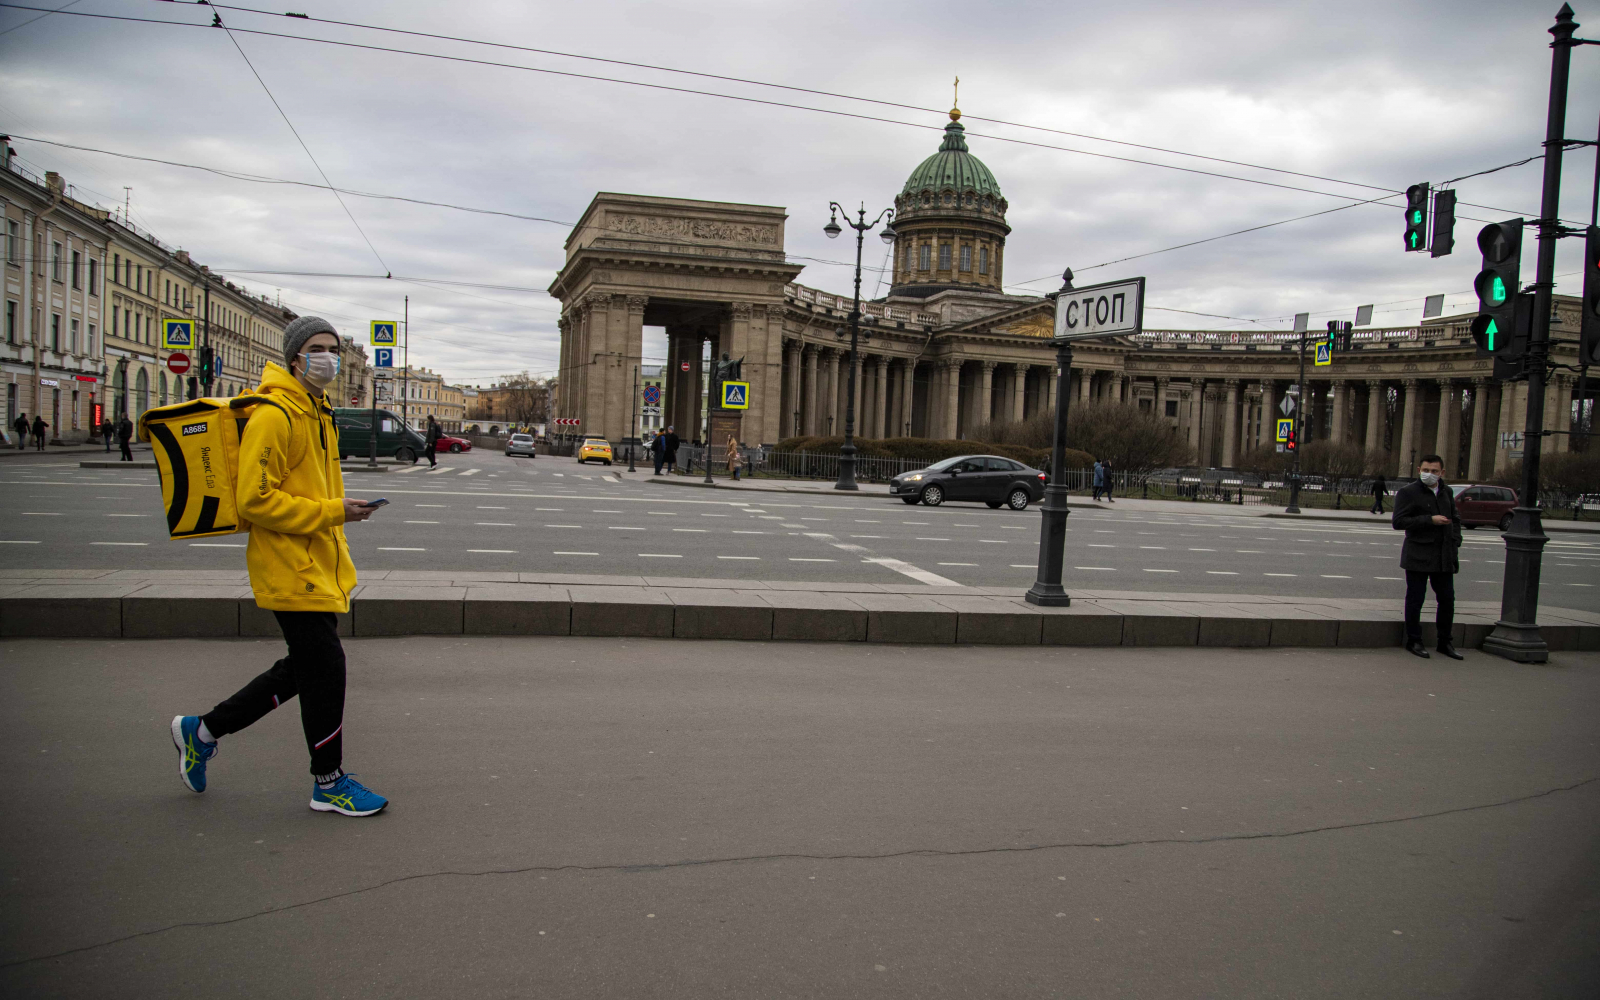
[2,571,1595,650]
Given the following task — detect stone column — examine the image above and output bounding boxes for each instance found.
[976,361,997,431]
[1364,381,1385,459]
[1186,379,1203,455]
[942,359,962,439]
[871,356,888,439]
[1257,380,1277,450]
[821,349,840,437]
[801,345,819,436]
[1045,364,1059,416]
[1433,381,1456,474]
[1547,375,1568,453]
[782,340,801,439]
[1221,379,1241,468]
[1155,377,1170,426]
[1078,368,1092,402]
[898,360,915,439]
[1012,365,1027,424]
[1330,382,1349,445]
[1396,379,1421,477]
[1466,378,1489,480]
[1494,380,1523,474]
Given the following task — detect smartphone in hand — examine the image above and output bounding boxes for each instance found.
[361,498,390,509]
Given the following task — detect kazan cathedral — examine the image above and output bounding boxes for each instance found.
[551,107,1587,481]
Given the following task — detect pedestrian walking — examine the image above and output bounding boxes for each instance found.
[170,316,389,817]
[425,414,440,468]
[31,414,47,451]
[726,434,743,481]
[102,417,114,452]
[663,425,681,473]
[1091,459,1104,501]
[650,428,667,475]
[117,414,134,462]
[1370,475,1388,515]
[12,411,28,450]
[1392,454,1463,660]
[1102,460,1115,502]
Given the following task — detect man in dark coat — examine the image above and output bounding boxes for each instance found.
[425,415,440,468]
[663,425,681,474]
[117,413,134,462]
[12,412,28,450]
[102,417,114,452]
[31,414,46,450]
[650,428,667,475]
[1370,475,1388,515]
[1391,454,1463,659]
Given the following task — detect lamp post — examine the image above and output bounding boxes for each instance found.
[1026,270,1077,607]
[823,201,896,491]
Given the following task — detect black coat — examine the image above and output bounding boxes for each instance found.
[663,432,680,457]
[1371,478,1387,497]
[1392,480,1462,573]
[117,419,133,442]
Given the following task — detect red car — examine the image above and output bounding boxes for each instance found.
[436,434,472,454]
[1450,483,1519,531]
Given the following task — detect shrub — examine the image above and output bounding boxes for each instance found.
[776,435,1091,472]
[1491,451,1600,498]
[976,400,1194,474]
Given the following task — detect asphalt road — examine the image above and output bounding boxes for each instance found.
[2,638,1596,998]
[2,449,1597,609]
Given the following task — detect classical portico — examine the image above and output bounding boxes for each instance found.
[548,193,802,445]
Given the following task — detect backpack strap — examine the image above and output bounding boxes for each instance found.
[229,395,302,466]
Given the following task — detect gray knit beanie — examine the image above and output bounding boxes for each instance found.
[282,315,338,370]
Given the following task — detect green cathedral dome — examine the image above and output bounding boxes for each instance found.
[901,118,1004,204]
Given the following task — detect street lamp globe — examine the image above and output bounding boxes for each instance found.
[879,222,897,245]
[823,216,842,239]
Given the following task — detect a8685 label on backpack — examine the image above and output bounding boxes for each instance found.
[181,421,208,436]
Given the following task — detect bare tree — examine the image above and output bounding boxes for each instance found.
[980,400,1193,474]
[493,372,552,426]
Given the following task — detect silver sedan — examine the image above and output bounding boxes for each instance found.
[504,433,537,458]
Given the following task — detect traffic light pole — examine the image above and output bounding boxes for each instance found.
[1483,4,1581,664]
[1285,327,1306,514]
[1025,337,1075,607]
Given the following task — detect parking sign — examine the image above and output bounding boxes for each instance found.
[374,347,394,368]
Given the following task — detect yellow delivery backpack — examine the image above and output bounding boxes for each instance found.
[138,395,300,539]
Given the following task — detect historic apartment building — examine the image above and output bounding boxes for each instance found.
[392,366,466,432]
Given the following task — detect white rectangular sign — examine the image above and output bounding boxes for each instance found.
[1053,277,1145,341]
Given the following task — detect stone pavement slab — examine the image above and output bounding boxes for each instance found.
[2,638,1596,999]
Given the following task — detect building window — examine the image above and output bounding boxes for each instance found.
[1165,400,1178,417]
[5,300,15,343]
[87,323,95,356]
[918,244,930,271]
[164,280,170,304]
[959,245,972,272]
[903,245,912,272]
[51,313,61,352]
[938,244,951,270]
[52,242,63,281]
[72,250,81,289]
[88,258,97,294]
[5,220,17,265]
[979,247,989,275]
[71,318,79,354]
[113,253,120,281]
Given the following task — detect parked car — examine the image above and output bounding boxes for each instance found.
[436,434,472,454]
[505,433,537,458]
[1449,483,1519,531]
[332,408,428,464]
[889,455,1047,509]
[577,436,614,465]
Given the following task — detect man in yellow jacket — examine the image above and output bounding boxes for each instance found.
[170,317,389,817]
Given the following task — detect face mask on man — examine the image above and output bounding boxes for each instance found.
[1419,471,1440,488]
[298,351,340,389]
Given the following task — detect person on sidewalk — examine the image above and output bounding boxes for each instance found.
[12,412,28,450]
[1370,475,1388,515]
[1101,460,1116,502]
[1392,454,1463,660]
[663,425,681,474]
[1091,459,1104,501]
[102,417,114,452]
[726,434,742,481]
[170,316,388,817]
[31,414,47,451]
[425,415,440,468]
[650,428,667,475]
[117,414,134,462]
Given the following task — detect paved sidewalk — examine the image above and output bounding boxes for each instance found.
[0,441,151,459]
[2,638,1596,998]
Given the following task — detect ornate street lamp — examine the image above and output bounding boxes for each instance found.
[823,201,895,490]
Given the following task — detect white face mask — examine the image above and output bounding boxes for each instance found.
[297,351,340,389]
[1419,471,1440,488]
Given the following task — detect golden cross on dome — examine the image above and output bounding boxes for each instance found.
[950,76,961,121]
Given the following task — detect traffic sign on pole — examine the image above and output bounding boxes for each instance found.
[642,384,662,405]
[1278,394,1295,416]
[374,347,394,368]
[1314,342,1333,366]
[370,321,398,346]
[719,381,750,409]
[1276,418,1293,443]
[161,319,194,349]
[1052,277,1145,341]
[166,352,191,375]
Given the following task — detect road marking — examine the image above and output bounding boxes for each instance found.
[1206,571,1238,575]
[915,537,950,541]
[553,550,598,555]
[850,534,884,538]
[939,562,978,566]
[21,512,59,515]
[536,508,563,511]
[1570,583,1594,587]
[608,526,644,530]
[672,528,707,532]
[1236,549,1263,553]
[1188,548,1215,551]
[1075,566,1116,571]
[638,553,681,558]
[790,557,835,562]
[718,555,760,560]
[855,519,881,523]
[416,504,448,508]
[547,524,583,528]
[978,539,1007,544]
[92,541,147,546]
[460,469,480,476]
[1144,568,1178,573]
[0,540,41,544]
[732,530,766,534]
[902,521,929,525]
[1376,576,1402,580]
[468,549,515,553]
[106,513,148,517]
[1139,545,1167,550]
[425,467,452,475]
[404,520,439,524]
[378,547,426,551]
[1321,575,1351,579]
[190,543,244,548]
[476,506,507,509]
[1010,563,1033,568]
[701,513,728,517]
[475,522,516,526]
[1087,543,1115,548]
[1264,572,1296,577]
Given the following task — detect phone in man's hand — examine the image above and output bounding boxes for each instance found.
[361,498,390,509]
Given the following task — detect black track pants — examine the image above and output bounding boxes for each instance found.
[202,610,346,776]
[1403,571,1455,644]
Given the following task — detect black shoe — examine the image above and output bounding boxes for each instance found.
[1405,639,1431,658]
[1436,643,1464,660]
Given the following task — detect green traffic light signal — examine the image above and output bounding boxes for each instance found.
[1487,275,1506,306]
[1483,318,1497,351]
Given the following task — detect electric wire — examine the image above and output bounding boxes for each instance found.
[0,0,77,35]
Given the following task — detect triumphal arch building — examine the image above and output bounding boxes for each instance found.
[552,111,1589,478]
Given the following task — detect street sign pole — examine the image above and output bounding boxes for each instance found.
[1286,318,1308,514]
[1484,5,1582,664]
[628,365,639,473]
[401,295,410,431]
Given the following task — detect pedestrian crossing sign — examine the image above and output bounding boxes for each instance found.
[370,321,398,346]
[720,380,750,409]
[1314,342,1332,366]
[1276,418,1293,443]
[161,319,194,349]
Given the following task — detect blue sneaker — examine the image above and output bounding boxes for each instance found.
[170,716,217,793]
[310,774,388,817]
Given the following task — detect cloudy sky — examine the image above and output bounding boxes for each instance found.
[3,0,1595,386]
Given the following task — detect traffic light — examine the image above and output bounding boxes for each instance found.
[199,345,215,387]
[187,376,199,399]
[1403,183,1430,252]
[1470,219,1523,355]
[1582,224,1600,366]
[1429,189,1456,258]
[1284,423,1297,452]
[1326,320,1353,351]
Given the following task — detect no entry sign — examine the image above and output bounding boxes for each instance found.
[167,352,191,375]
[680,361,691,372]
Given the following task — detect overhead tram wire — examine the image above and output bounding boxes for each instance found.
[0,3,1497,211]
[0,0,79,36]
[208,8,391,276]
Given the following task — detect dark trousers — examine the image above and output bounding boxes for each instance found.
[1404,571,1455,644]
[104,433,112,452]
[34,434,44,451]
[652,451,664,474]
[1371,496,1385,514]
[201,610,346,776]
[425,441,436,466]
[119,439,133,461]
